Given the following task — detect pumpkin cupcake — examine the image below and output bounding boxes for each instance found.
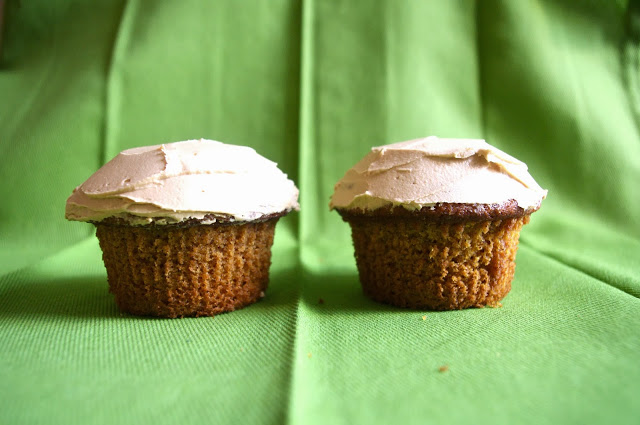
[66,139,299,318]
[330,136,546,310]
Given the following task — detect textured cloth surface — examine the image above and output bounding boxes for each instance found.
[1,1,639,424]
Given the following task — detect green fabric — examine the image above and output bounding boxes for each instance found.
[1,1,639,424]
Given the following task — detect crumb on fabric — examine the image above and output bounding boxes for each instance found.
[422,315,427,320]
[439,365,449,373]
[307,352,312,358]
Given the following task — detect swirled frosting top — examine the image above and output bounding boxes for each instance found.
[330,136,547,212]
[66,139,299,225]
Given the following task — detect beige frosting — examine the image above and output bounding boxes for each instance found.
[66,139,299,225]
[330,136,547,212]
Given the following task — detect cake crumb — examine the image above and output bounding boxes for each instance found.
[421,315,427,321]
[318,298,325,305]
[438,365,449,373]
[307,352,312,358]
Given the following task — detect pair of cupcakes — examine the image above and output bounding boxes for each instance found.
[66,137,546,317]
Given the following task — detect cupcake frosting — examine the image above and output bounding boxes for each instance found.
[66,139,299,225]
[330,136,547,212]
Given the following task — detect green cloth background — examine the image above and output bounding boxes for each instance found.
[1,1,639,424]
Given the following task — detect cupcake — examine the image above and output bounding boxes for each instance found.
[330,136,547,310]
[66,139,299,318]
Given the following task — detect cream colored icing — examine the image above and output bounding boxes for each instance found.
[66,139,299,224]
[330,136,547,212]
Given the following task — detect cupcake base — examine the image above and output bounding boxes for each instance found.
[95,219,278,318]
[340,208,529,310]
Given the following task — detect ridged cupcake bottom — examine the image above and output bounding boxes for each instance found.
[95,219,278,318]
[345,216,528,310]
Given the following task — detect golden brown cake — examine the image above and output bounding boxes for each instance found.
[330,137,547,310]
[66,139,299,318]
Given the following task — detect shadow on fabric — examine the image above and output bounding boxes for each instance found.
[297,269,406,314]
[0,275,118,319]
[0,265,302,321]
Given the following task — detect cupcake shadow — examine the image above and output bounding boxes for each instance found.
[0,275,120,320]
[0,269,301,320]
[298,269,406,314]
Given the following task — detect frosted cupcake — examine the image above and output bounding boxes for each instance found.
[66,139,299,318]
[330,136,547,310]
